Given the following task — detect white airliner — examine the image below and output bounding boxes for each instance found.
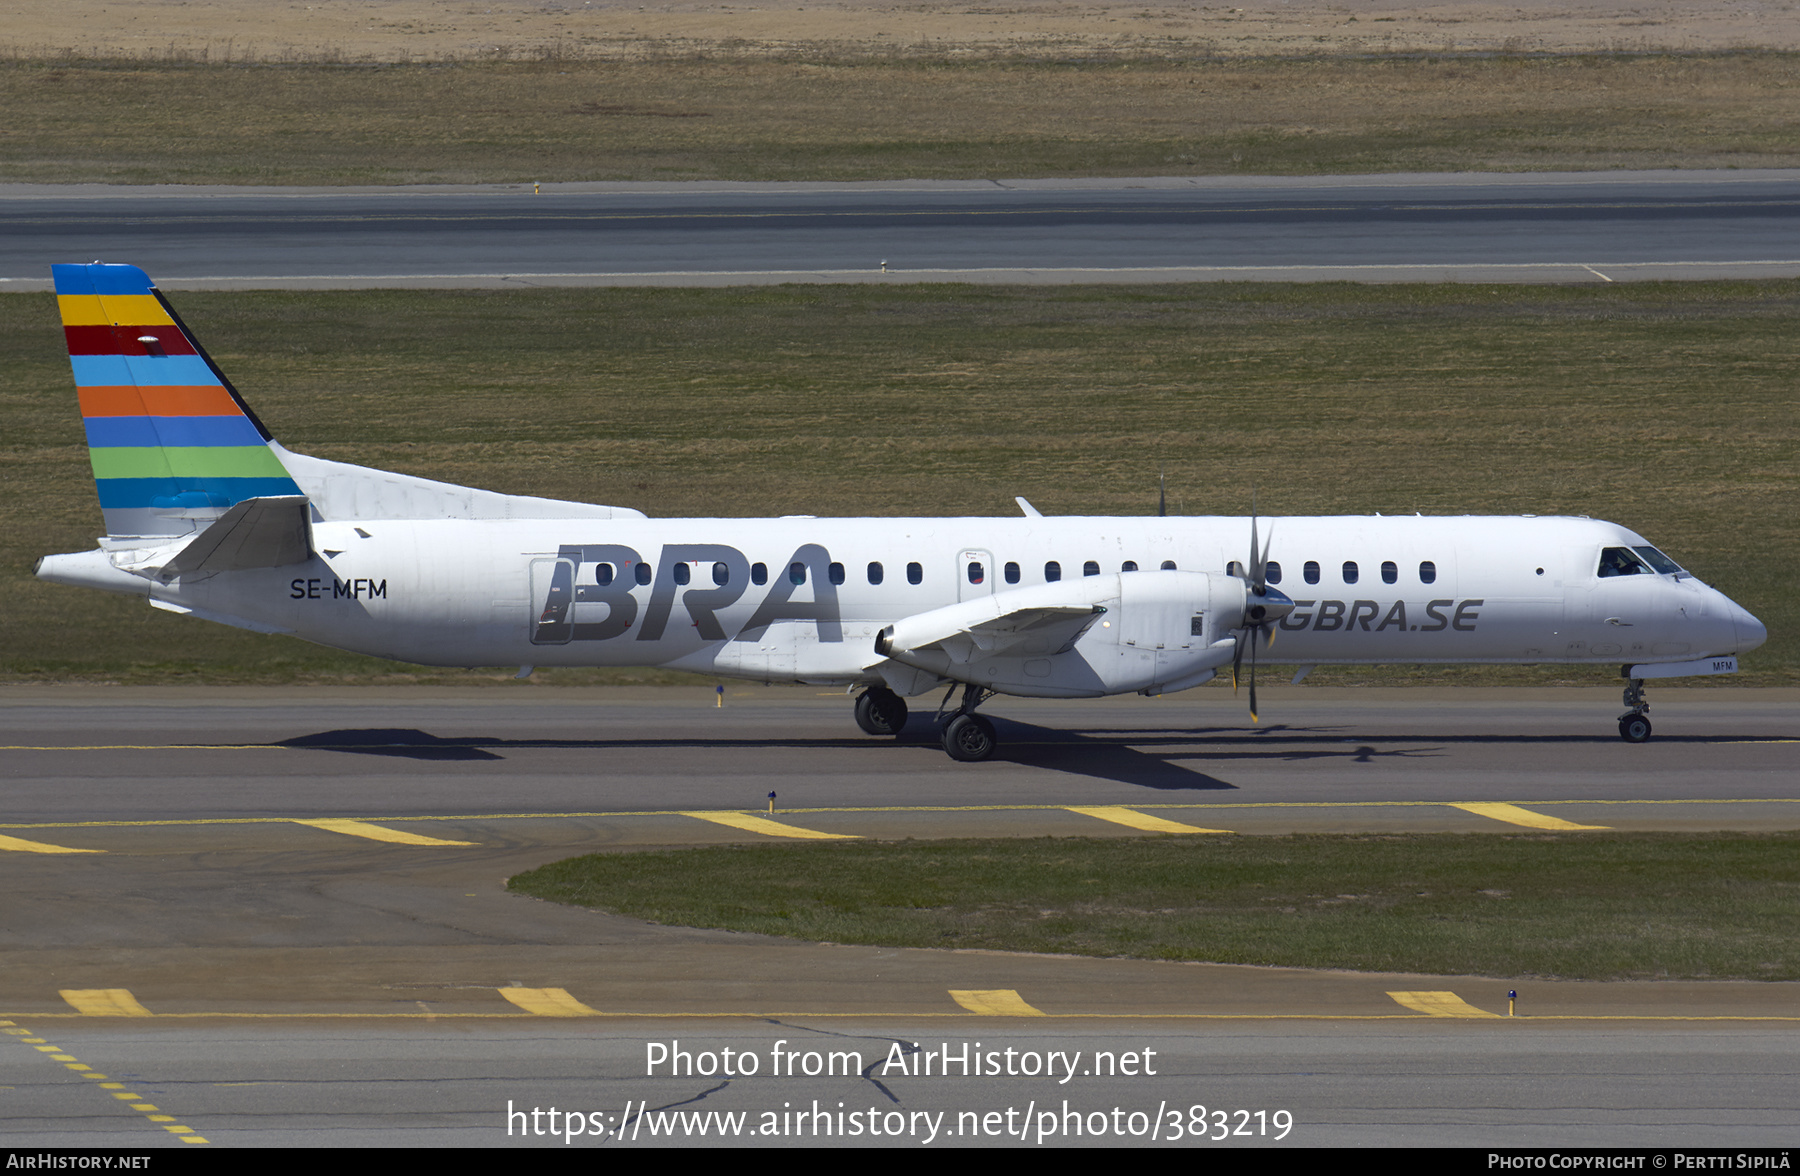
[37,264,1767,761]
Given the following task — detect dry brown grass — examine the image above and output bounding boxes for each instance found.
[5,54,1800,184]
[8,0,1797,66]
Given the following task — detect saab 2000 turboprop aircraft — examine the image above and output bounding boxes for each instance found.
[36,264,1768,761]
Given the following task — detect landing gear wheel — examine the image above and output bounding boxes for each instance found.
[854,688,909,737]
[941,713,997,762]
[1618,713,1652,743]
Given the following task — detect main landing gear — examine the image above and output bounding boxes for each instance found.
[938,683,997,763]
[1617,677,1652,743]
[853,686,909,737]
[853,683,999,762]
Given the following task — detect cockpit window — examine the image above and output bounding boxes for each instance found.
[1632,546,1685,576]
[1597,547,1652,578]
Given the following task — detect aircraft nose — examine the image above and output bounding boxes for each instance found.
[1732,599,1768,653]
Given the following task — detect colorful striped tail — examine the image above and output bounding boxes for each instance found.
[54,263,302,539]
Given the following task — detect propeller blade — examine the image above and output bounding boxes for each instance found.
[1248,638,1259,723]
[1247,494,1260,590]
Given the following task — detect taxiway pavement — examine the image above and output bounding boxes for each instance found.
[4,686,1795,1146]
[5,171,1800,289]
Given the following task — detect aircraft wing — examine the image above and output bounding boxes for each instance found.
[871,581,1113,668]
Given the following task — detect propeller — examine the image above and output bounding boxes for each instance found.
[1228,492,1293,722]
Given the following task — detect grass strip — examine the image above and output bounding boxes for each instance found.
[4,281,1793,683]
[508,832,1800,981]
[6,54,1800,184]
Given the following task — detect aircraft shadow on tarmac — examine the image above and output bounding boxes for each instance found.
[272,721,1453,791]
[270,721,1758,789]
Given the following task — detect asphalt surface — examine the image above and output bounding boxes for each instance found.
[5,170,1800,289]
[2,686,1796,1147]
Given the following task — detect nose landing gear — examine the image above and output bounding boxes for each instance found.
[1617,677,1652,743]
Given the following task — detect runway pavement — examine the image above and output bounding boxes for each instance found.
[5,170,1800,289]
[1,685,1796,1147]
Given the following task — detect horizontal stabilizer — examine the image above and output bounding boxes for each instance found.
[165,495,312,576]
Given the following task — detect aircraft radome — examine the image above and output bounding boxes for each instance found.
[36,264,1768,761]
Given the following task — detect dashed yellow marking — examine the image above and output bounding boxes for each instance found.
[1450,803,1610,831]
[498,988,602,1017]
[950,989,1046,1016]
[680,812,858,840]
[61,989,152,1017]
[1065,806,1232,834]
[1387,991,1501,1018]
[1,796,1793,836]
[0,833,100,855]
[291,818,477,846]
[7,1022,206,1143]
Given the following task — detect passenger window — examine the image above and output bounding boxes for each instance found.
[1004,561,1020,584]
[635,562,652,586]
[907,561,923,585]
[1381,560,1397,585]
[1121,560,1138,573]
[967,561,984,585]
[751,562,768,586]
[1045,561,1061,582]
[828,562,845,585]
[867,561,883,585]
[673,563,690,585]
[1419,560,1436,584]
[1304,560,1320,585]
[596,563,615,586]
[1160,560,1176,571]
[1342,561,1359,585]
[712,561,729,586]
[1083,560,1100,577]
[1266,560,1281,585]
[789,562,807,585]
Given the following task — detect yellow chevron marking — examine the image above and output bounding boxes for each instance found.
[681,812,857,840]
[1066,805,1232,834]
[1387,991,1501,1018]
[0,834,100,854]
[292,819,476,846]
[498,988,602,1017]
[60,990,152,1017]
[1451,803,1610,831]
[950,989,1046,1016]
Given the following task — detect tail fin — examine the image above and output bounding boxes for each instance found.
[54,263,301,539]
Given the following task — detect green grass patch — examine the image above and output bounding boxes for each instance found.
[5,54,1800,184]
[4,281,1794,683]
[509,833,1800,980]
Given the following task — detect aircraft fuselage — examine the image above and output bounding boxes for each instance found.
[152,514,1757,687]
